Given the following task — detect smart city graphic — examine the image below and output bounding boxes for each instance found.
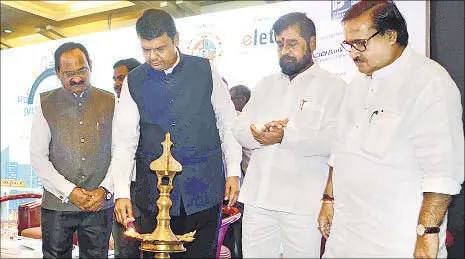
[1,147,42,219]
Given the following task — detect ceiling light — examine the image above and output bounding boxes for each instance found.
[18,34,47,41]
[68,1,122,12]
[43,1,69,4]
[4,29,13,34]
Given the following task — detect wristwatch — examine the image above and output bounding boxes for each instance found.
[100,186,113,201]
[416,224,440,237]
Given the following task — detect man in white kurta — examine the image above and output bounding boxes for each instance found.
[233,12,345,258]
[319,1,464,258]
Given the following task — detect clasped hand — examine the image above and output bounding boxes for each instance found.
[69,187,105,212]
[250,119,289,145]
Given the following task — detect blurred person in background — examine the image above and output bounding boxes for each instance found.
[113,58,141,99]
[229,84,252,174]
[224,84,252,258]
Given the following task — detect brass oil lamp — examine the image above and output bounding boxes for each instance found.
[124,133,195,258]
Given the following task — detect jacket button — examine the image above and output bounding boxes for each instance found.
[79,121,83,125]
[81,157,86,161]
[171,122,176,126]
[80,138,85,143]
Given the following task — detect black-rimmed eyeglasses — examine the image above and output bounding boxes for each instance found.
[341,31,380,52]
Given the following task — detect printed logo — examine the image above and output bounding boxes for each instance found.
[187,33,222,60]
[313,47,344,60]
[27,53,59,106]
[241,28,276,48]
[331,0,359,21]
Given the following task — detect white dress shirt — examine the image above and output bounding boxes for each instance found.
[115,92,137,182]
[110,52,242,200]
[30,91,113,203]
[324,45,464,257]
[236,110,252,175]
[234,64,346,215]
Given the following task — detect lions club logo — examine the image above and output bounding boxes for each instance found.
[187,33,222,61]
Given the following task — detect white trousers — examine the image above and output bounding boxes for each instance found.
[242,204,321,258]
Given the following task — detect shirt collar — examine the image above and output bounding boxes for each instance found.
[72,86,90,99]
[371,43,412,79]
[73,92,85,98]
[164,48,180,75]
[280,63,320,81]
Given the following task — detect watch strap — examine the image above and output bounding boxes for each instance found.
[99,186,112,200]
[424,227,440,234]
[322,194,334,200]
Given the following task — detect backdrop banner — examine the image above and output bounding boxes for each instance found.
[0,0,427,220]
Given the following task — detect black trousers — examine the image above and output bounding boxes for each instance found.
[41,207,113,258]
[139,202,222,259]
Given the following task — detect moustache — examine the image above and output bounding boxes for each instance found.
[280,55,297,63]
[70,80,85,87]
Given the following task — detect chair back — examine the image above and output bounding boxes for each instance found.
[0,193,42,238]
[216,205,241,259]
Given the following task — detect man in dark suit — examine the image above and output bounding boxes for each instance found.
[109,9,242,258]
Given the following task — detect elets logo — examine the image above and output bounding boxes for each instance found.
[241,29,276,47]
[331,0,358,21]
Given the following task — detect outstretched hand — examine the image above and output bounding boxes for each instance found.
[224,176,240,209]
[114,198,134,227]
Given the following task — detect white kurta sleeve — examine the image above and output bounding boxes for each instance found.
[210,62,242,178]
[109,77,141,199]
[232,79,264,151]
[100,159,114,193]
[29,102,76,203]
[409,77,464,195]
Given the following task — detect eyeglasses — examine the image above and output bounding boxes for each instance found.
[61,67,89,79]
[341,31,380,52]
